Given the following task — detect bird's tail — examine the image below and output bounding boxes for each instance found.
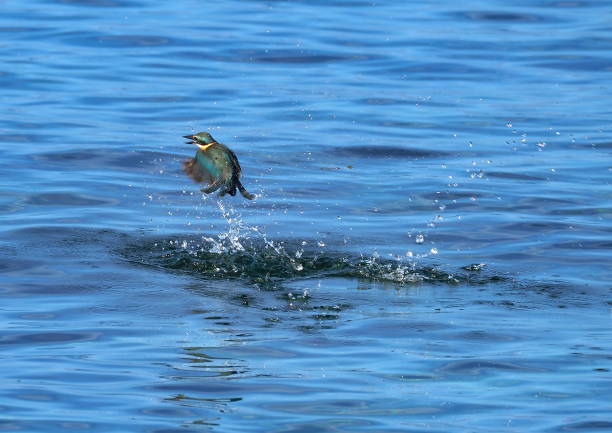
[236,180,255,200]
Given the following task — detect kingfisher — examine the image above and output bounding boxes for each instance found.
[182,132,254,199]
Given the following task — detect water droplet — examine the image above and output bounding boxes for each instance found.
[415,234,424,244]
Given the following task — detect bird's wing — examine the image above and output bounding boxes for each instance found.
[225,149,242,176]
[183,157,214,184]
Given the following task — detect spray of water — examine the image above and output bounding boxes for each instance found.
[133,199,478,290]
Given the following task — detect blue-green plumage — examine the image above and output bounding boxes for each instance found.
[194,148,221,179]
[182,132,254,199]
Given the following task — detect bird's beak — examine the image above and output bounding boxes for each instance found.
[183,135,196,145]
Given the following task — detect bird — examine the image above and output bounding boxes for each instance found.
[182,131,255,200]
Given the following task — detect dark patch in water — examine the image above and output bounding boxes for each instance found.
[551,240,612,250]
[225,49,373,64]
[486,171,547,181]
[33,149,172,172]
[333,145,449,159]
[0,259,41,274]
[587,141,612,149]
[452,11,547,22]
[387,62,491,75]
[450,330,518,342]
[536,57,612,72]
[24,192,116,206]
[556,421,612,431]
[439,359,538,376]
[121,237,506,290]
[0,133,44,142]
[499,221,571,232]
[0,331,100,346]
[68,34,178,48]
[79,95,191,105]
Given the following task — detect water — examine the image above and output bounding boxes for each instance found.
[1,0,611,431]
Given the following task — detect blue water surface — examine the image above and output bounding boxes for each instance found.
[1,0,611,432]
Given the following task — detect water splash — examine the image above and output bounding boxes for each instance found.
[123,200,503,290]
[201,201,306,273]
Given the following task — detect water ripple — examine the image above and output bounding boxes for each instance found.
[2,0,612,431]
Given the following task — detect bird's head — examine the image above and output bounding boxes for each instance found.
[183,131,217,150]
